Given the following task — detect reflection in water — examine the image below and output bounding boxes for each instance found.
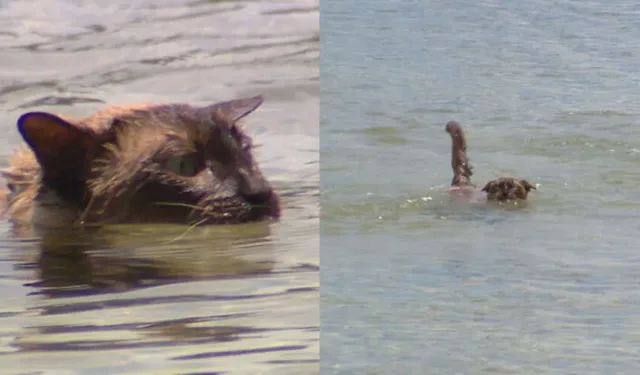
[31,223,277,294]
[7,221,317,369]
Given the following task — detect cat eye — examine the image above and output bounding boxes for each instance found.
[230,125,240,138]
[229,125,250,149]
[233,131,253,152]
[165,153,202,177]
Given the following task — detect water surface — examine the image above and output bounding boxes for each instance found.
[322,0,640,373]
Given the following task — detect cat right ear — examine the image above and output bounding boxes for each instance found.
[205,95,264,123]
[18,112,101,180]
[519,180,536,192]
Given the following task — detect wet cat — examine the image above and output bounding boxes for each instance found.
[0,96,281,229]
[445,120,536,201]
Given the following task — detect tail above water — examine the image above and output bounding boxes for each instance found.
[445,120,474,187]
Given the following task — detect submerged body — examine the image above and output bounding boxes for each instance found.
[445,120,536,202]
[1,96,281,229]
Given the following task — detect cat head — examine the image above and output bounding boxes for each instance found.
[481,177,536,201]
[17,96,281,225]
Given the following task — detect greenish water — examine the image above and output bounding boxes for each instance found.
[322,0,640,373]
[0,0,318,373]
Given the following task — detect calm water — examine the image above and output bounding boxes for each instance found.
[0,0,318,373]
[322,0,640,373]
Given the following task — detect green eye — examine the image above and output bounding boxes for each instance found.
[165,153,201,177]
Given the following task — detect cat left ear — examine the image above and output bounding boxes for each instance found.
[205,95,264,123]
[17,112,101,181]
[481,181,495,192]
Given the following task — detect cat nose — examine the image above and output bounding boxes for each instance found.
[237,169,273,202]
[242,190,275,207]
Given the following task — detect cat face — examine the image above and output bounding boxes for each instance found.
[16,96,280,226]
[481,177,536,201]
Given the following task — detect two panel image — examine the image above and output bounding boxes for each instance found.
[0,0,638,374]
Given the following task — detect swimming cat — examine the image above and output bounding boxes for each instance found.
[0,95,281,229]
[445,120,536,201]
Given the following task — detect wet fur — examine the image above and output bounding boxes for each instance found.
[445,121,535,201]
[1,96,281,229]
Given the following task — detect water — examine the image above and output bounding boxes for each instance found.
[0,0,318,373]
[322,0,640,373]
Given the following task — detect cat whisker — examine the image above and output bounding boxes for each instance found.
[152,201,208,211]
[161,217,210,244]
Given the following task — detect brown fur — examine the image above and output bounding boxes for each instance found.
[481,177,536,201]
[445,121,535,201]
[1,96,281,229]
[445,120,474,187]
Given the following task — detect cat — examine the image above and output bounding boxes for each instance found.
[0,95,281,229]
[445,120,536,201]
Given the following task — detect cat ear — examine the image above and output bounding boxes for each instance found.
[481,181,496,192]
[205,95,264,123]
[17,112,101,180]
[519,180,536,191]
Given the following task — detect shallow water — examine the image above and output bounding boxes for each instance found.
[0,0,318,373]
[322,0,640,373]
